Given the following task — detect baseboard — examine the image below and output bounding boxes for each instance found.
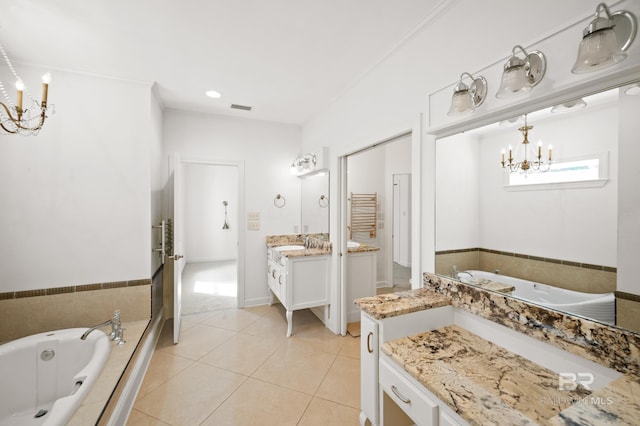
[102,312,164,426]
[242,296,271,307]
[187,257,237,263]
[376,281,391,288]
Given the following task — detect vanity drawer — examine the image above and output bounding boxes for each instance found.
[380,357,438,426]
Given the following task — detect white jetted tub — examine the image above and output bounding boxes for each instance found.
[0,328,111,426]
[459,270,615,324]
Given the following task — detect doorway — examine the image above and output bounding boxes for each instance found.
[180,161,241,316]
[392,173,411,289]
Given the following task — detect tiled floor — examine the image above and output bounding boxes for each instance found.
[129,304,361,425]
[181,261,238,315]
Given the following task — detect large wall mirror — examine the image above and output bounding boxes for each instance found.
[300,170,329,235]
[435,83,637,329]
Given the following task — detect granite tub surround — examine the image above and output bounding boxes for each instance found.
[424,272,640,377]
[347,244,380,254]
[382,325,592,425]
[354,288,450,320]
[464,277,515,294]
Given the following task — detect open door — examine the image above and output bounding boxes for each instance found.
[169,153,185,344]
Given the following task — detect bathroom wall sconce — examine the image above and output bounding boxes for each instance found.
[550,98,587,113]
[222,201,230,230]
[496,45,547,99]
[572,3,637,74]
[290,153,317,176]
[446,72,488,116]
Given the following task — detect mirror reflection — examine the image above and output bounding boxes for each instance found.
[300,170,329,235]
[435,88,621,325]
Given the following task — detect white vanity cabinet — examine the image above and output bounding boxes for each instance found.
[347,250,377,323]
[359,306,466,426]
[267,252,330,337]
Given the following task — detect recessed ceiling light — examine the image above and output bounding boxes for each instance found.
[206,90,222,98]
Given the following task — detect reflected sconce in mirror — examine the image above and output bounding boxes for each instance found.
[624,83,640,95]
[447,72,487,116]
[551,98,587,113]
[222,201,230,230]
[572,3,637,74]
[501,114,552,173]
[290,153,317,176]
[496,45,547,99]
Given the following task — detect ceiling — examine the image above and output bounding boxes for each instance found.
[0,0,447,125]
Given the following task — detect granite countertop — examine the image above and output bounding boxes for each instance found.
[382,324,640,425]
[354,289,451,320]
[265,234,332,257]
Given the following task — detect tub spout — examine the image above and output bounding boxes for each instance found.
[81,310,123,341]
[80,319,113,340]
[456,271,474,279]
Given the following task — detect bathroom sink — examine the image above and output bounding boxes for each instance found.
[347,241,360,248]
[274,245,306,251]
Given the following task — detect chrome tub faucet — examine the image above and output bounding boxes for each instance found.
[81,309,125,344]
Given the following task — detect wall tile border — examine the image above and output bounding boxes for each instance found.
[0,278,152,300]
[436,247,616,273]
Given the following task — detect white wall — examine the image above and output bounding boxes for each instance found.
[162,110,301,306]
[183,163,238,262]
[0,66,155,292]
[150,87,165,274]
[435,132,480,251]
[617,85,640,293]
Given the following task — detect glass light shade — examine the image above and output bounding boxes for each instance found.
[447,89,473,116]
[496,65,530,98]
[572,28,626,73]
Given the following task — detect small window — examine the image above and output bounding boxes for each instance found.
[505,153,608,190]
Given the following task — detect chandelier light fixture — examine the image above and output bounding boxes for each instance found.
[572,3,637,74]
[496,45,547,99]
[446,72,487,116]
[501,114,552,173]
[0,42,53,135]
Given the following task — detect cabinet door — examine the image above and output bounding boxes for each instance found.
[361,314,379,425]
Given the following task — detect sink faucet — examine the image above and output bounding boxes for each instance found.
[456,271,474,279]
[81,310,125,344]
[304,234,310,248]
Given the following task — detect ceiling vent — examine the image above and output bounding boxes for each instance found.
[230,104,252,111]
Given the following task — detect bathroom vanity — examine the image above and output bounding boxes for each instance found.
[356,272,640,425]
[266,235,331,337]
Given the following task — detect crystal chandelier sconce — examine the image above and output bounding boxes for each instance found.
[501,114,552,173]
[446,72,487,116]
[290,153,317,176]
[0,43,53,135]
[572,3,637,74]
[496,45,547,99]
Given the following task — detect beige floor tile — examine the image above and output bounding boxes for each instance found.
[289,320,346,355]
[298,397,361,426]
[315,355,361,409]
[134,362,246,425]
[199,331,285,375]
[340,335,361,359]
[202,307,264,332]
[201,378,311,426]
[181,311,216,325]
[240,307,290,338]
[252,339,337,395]
[137,351,194,399]
[126,408,171,425]
[157,323,234,360]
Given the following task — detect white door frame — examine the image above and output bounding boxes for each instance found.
[338,115,423,334]
[180,158,246,308]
